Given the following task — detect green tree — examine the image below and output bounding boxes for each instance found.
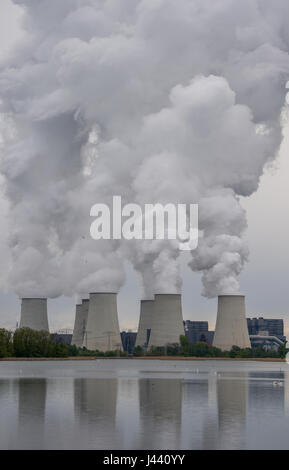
[193,341,211,357]
[167,343,180,356]
[148,346,165,356]
[0,329,13,358]
[13,328,51,357]
[133,345,144,356]
[278,341,288,359]
[179,335,189,355]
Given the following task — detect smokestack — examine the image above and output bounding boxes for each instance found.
[20,298,49,332]
[148,294,184,348]
[84,293,122,352]
[72,300,89,348]
[135,299,155,349]
[213,295,251,351]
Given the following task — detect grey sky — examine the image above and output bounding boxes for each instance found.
[0,0,288,335]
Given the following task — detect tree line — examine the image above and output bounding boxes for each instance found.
[0,328,287,359]
[134,335,288,359]
[0,327,127,358]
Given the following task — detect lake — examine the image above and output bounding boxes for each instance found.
[0,359,288,449]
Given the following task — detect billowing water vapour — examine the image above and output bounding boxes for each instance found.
[0,0,289,300]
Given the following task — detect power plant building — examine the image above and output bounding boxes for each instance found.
[247,317,285,342]
[84,293,122,352]
[20,298,49,332]
[148,294,184,348]
[121,331,137,354]
[72,300,89,348]
[135,299,154,348]
[184,320,214,345]
[213,295,251,351]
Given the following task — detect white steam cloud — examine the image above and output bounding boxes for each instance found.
[0,0,288,299]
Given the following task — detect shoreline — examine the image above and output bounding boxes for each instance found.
[0,356,285,362]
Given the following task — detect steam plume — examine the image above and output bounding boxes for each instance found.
[0,0,288,299]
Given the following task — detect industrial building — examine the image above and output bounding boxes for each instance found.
[51,332,72,345]
[20,298,49,332]
[14,291,286,354]
[148,294,184,348]
[72,299,89,348]
[247,317,286,350]
[84,293,123,352]
[71,304,83,347]
[247,317,285,342]
[213,295,251,351]
[121,331,137,354]
[249,334,284,351]
[184,320,214,345]
[135,299,154,348]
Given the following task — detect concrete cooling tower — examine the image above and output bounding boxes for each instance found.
[135,299,154,348]
[84,293,122,352]
[20,298,49,332]
[72,300,89,348]
[213,295,251,351]
[148,294,184,348]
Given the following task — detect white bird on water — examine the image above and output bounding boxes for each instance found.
[273,381,283,386]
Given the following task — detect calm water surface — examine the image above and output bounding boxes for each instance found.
[0,359,288,449]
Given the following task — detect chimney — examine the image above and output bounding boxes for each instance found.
[84,293,122,352]
[213,295,251,351]
[20,298,49,332]
[148,294,184,348]
[135,299,155,349]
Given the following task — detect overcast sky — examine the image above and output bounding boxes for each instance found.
[0,0,288,335]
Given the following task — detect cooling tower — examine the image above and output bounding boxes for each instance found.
[213,295,251,351]
[81,299,89,348]
[20,298,49,332]
[135,299,154,348]
[148,294,184,348]
[72,300,89,348]
[84,293,122,352]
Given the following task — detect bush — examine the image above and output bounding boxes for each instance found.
[133,346,144,356]
[167,343,180,356]
[147,346,165,356]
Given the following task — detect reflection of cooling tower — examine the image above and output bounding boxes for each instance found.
[84,293,122,351]
[135,300,154,348]
[74,378,118,420]
[17,378,47,449]
[217,372,247,448]
[148,294,184,348]
[72,300,89,347]
[213,295,250,351]
[73,378,119,448]
[139,379,182,449]
[20,298,49,332]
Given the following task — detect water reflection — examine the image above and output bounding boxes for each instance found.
[17,378,47,449]
[248,371,284,415]
[0,379,18,449]
[138,379,182,449]
[0,362,288,449]
[115,379,140,449]
[181,378,211,449]
[216,372,247,449]
[74,378,118,422]
[74,378,119,448]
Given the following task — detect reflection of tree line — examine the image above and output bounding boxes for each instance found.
[1,369,286,449]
